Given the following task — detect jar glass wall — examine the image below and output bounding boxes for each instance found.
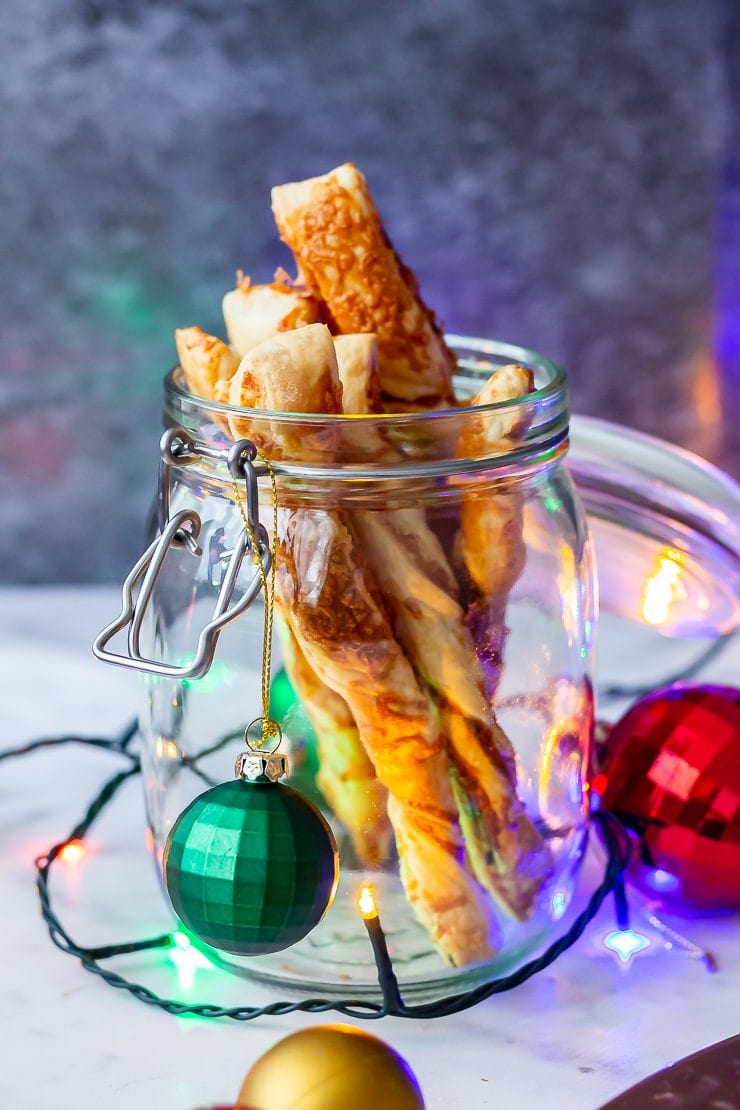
[137,339,595,998]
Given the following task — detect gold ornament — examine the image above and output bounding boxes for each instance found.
[237,1024,425,1110]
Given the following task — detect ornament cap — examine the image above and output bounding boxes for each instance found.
[234,750,288,783]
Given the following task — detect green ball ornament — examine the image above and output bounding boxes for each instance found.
[163,750,339,955]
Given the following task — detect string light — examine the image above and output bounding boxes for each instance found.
[358,885,377,919]
[357,885,402,1013]
[59,839,86,864]
[168,931,214,992]
[603,929,650,963]
[154,738,180,759]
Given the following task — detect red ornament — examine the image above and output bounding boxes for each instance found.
[598,683,740,911]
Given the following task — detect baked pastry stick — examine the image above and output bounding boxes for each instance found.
[175,326,241,400]
[352,509,550,920]
[228,325,501,964]
[456,365,534,701]
[333,331,410,469]
[225,323,343,457]
[216,279,323,411]
[222,272,321,357]
[176,275,321,410]
[277,506,501,965]
[271,163,456,408]
[270,331,390,868]
[333,333,382,414]
[177,323,390,866]
[277,619,392,868]
[457,364,534,597]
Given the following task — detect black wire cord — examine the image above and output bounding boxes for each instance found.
[4,721,631,1022]
[598,633,735,703]
[0,718,139,764]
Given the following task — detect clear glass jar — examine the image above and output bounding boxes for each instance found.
[566,415,740,718]
[136,337,596,998]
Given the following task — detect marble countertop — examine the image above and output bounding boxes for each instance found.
[2,586,739,1110]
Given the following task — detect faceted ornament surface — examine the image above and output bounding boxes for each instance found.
[163,779,339,954]
[600,684,740,910]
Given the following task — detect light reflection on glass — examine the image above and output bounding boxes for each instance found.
[691,352,722,428]
[551,890,567,919]
[640,548,687,626]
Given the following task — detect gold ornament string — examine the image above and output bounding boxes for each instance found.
[230,451,279,747]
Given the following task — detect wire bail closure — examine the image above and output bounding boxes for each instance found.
[93,427,272,680]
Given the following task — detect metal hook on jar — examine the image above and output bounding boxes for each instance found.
[158,427,203,546]
[93,428,273,680]
[228,440,263,534]
[93,510,271,680]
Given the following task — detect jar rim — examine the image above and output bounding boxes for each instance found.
[163,335,569,479]
[165,334,568,426]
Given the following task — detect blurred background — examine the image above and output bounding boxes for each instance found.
[1,0,738,583]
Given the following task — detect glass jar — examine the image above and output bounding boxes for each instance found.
[566,415,740,718]
[131,337,596,998]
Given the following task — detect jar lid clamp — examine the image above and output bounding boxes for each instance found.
[92,426,271,680]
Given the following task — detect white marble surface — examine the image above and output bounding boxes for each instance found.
[1,586,739,1110]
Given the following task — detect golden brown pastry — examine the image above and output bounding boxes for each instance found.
[333,333,381,414]
[175,326,241,400]
[352,508,550,919]
[225,323,343,456]
[456,364,534,599]
[222,272,321,357]
[277,505,501,964]
[452,364,535,703]
[271,163,456,407]
[277,619,392,868]
[229,330,500,964]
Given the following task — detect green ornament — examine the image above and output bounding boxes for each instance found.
[163,751,339,955]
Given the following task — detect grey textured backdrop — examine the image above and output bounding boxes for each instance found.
[1,0,738,582]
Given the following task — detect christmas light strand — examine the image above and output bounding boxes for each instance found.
[2,722,632,1022]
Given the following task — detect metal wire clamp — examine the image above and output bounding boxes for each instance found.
[93,428,271,680]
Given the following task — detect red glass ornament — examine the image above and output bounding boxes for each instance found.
[599,683,740,911]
